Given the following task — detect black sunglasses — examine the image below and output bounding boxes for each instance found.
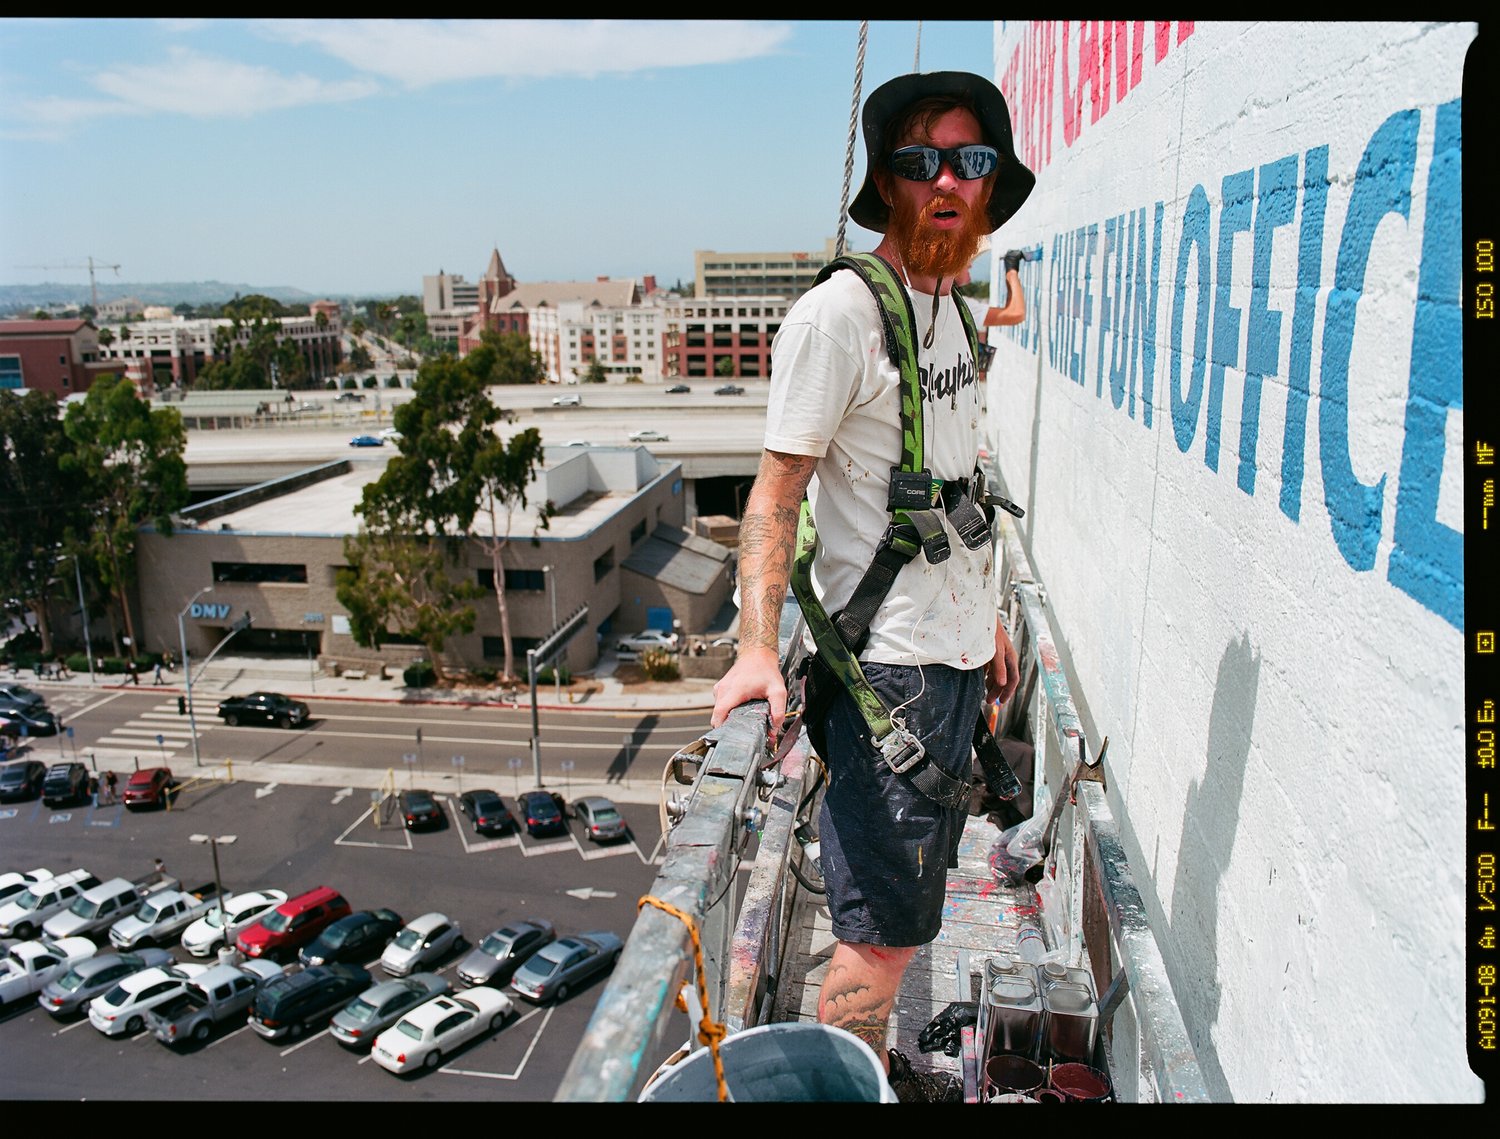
[887,144,999,182]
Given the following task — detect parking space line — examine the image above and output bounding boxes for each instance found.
[516,839,574,858]
[334,804,411,850]
[278,1027,331,1056]
[437,1003,553,1081]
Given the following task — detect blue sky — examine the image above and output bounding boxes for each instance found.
[0,19,999,298]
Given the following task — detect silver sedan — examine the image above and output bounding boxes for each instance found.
[329,973,451,1049]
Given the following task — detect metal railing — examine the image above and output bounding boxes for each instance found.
[555,700,785,1101]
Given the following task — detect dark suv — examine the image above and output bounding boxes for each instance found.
[0,759,47,802]
[247,963,372,1040]
[42,762,90,807]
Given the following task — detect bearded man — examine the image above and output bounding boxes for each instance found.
[710,70,1035,1103]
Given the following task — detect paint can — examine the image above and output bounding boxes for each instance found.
[985,1053,1046,1100]
[1040,962,1098,1063]
[981,954,1043,1062]
[1048,1061,1112,1102]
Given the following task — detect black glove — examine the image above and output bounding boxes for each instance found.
[917,1000,978,1057]
[1003,249,1024,272]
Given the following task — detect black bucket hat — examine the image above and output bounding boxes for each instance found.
[849,70,1036,235]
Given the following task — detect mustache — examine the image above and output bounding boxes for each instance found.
[921,195,968,221]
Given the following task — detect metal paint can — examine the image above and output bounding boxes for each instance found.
[981,954,1043,1062]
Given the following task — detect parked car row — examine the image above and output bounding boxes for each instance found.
[427,786,631,844]
[4,863,624,1076]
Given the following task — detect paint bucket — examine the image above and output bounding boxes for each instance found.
[1048,1061,1112,1102]
[988,1092,1039,1103]
[1035,1088,1067,1102]
[985,1053,1045,1099]
[638,1023,897,1102]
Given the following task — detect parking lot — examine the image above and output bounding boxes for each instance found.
[0,772,678,1101]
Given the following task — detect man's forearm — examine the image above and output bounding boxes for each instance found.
[736,450,817,654]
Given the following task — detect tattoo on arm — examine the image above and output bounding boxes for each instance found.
[737,451,816,652]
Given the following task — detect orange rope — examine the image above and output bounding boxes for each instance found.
[639,894,730,1102]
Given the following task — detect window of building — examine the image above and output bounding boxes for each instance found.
[483,636,540,659]
[212,561,308,584]
[593,549,614,582]
[0,356,23,389]
[630,520,647,545]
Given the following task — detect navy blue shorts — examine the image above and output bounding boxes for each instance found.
[815,660,985,947]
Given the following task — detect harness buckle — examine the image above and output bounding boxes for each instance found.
[875,724,926,774]
[947,497,992,550]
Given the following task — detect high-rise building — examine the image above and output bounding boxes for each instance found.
[693,240,837,302]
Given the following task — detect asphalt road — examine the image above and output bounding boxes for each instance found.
[0,772,683,1102]
[35,688,711,795]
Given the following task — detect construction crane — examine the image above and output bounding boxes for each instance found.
[17,255,122,312]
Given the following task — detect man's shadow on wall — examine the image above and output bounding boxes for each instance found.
[1169,631,1260,1102]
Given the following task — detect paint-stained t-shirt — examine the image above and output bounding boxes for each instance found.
[765,267,995,669]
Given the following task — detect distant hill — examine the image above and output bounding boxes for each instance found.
[0,280,360,313]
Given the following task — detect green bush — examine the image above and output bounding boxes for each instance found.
[471,665,498,683]
[384,374,402,388]
[403,659,436,687]
[363,375,379,389]
[537,664,571,685]
[66,653,91,674]
[640,647,679,681]
[99,656,128,674]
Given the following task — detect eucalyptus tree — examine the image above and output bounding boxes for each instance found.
[336,349,549,681]
[59,374,188,660]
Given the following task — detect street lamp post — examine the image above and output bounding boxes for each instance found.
[177,586,213,768]
[69,553,96,684]
[188,833,237,962]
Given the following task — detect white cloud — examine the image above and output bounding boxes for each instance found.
[256,18,793,88]
[87,46,379,117]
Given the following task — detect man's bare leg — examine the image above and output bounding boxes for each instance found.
[818,940,918,1070]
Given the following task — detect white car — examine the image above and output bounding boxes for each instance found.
[551,394,583,407]
[628,429,668,442]
[370,987,513,1074]
[180,889,289,957]
[0,867,52,907]
[377,426,402,441]
[615,630,680,654]
[87,962,209,1036]
[380,912,464,977]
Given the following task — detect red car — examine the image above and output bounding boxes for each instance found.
[122,767,174,810]
[236,886,352,961]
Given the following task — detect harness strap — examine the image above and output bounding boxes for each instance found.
[790,253,1016,812]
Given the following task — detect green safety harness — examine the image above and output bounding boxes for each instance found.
[790,252,1025,812]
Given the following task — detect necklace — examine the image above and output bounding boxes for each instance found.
[893,253,946,350]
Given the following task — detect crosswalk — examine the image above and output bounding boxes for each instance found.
[82,700,199,764]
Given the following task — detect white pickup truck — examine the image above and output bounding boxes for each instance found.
[108,883,223,950]
[0,937,96,1008]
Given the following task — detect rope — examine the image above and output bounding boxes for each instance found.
[913,20,922,72]
[835,20,868,258]
[639,894,730,1101]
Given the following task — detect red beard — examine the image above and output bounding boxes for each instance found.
[888,190,992,281]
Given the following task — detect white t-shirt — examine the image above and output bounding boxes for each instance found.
[765,267,996,669]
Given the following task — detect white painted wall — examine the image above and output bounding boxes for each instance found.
[985,20,1477,1102]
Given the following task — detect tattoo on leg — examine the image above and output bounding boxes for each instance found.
[820,974,894,1052]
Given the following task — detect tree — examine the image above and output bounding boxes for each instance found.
[716,356,736,378]
[349,316,367,339]
[342,352,551,681]
[472,329,545,386]
[348,343,373,371]
[583,361,607,384]
[59,375,188,660]
[0,391,86,655]
[97,327,115,348]
[31,309,51,320]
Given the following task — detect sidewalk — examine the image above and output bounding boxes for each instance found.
[25,653,720,713]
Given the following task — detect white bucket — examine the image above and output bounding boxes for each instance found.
[638,1023,897,1103]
